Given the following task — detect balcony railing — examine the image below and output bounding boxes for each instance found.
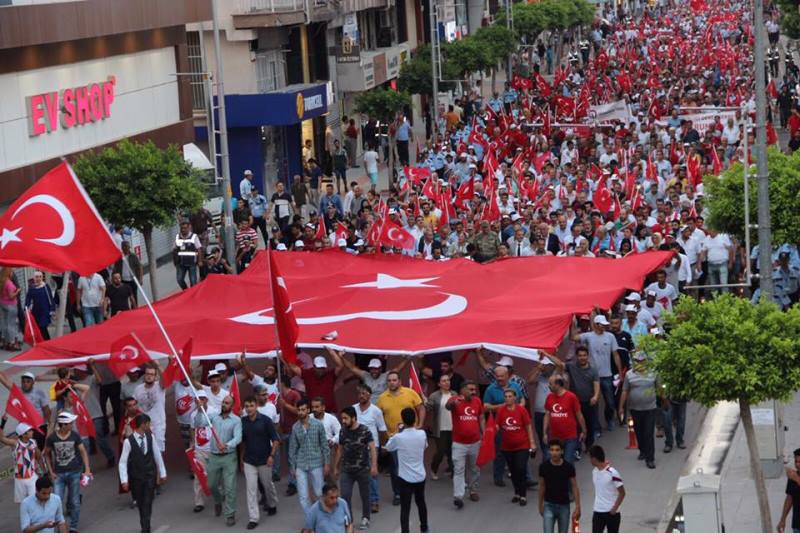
[232,0,304,13]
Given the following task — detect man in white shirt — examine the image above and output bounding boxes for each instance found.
[239,170,254,200]
[641,290,665,324]
[589,445,625,532]
[385,407,428,533]
[77,273,106,326]
[645,270,679,312]
[507,228,532,257]
[701,229,733,294]
[353,384,388,513]
[312,397,341,448]
[133,366,167,453]
[118,413,167,533]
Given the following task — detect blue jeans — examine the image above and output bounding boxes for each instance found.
[663,401,687,447]
[369,445,380,503]
[542,438,579,464]
[81,306,103,326]
[599,376,617,428]
[54,470,82,530]
[176,264,198,290]
[295,466,324,519]
[707,261,728,294]
[543,501,571,533]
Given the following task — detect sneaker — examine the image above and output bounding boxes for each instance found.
[359,517,370,530]
[226,516,236,527]
[677,442,686,449]
[266,507,277,516]
[664,445,673,453]
[656,429,664,438]
[431,472,439,481]
[371,502,380,514]
[574,450,582,461]
[469,492,479,502]
[454,498,464,509]
[511,495,520,503]
[646,460,656,469]
[193,505,204,513]
[247,522,258,530]
[519,497,527,507]
[637,453,645,461]
[525,479,538,488]
[392,494,401,506]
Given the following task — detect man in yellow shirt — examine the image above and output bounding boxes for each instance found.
[376,371,425,506]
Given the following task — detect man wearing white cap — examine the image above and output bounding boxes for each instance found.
[285,352,343,413]
[0,421,39,503]
[641,290,665,324]
[572,315,622,432]
[329,348,410,404]
[0,370,51,449]
[621,304,648,345]
[240,170,254,201]
[44,412,92,533]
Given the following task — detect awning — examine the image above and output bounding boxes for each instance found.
[223,82,329,127]
[6,250,671,367]
[183,143,214,171]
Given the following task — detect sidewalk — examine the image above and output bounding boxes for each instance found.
[720,393,799,532]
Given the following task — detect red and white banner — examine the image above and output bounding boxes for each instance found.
[8,250,670,366]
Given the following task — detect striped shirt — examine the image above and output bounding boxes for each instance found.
[235,228,258,251]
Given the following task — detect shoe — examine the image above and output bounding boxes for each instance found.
[574,450,582,461]
[272,473,281,482]
[215,504,222,516]
[130,500,137,509]
[431,472,439,480]
[511,495,520,503]
[637,453,645,460]
[494,479,506,487]
[519,497,527,507]
[359,517,370,530]
[454,498,464,509]
[371,503,380,514]
[646,461,656,469]
[226,516,236,527]
[664,445,673,453]
[247,522,257,530]
[525,479,538,488]
[285,485,297,496]
[656,429,664,438]
[392,494,401,506]
[193,505,204,513]
[267,507,277,516]
[677,442,686,449]
[469,492,479,502]
[155,486,161,496]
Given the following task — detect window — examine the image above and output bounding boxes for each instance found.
[256,50,286,93]
[186,31,207,112]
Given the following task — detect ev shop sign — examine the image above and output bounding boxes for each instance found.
[27,77,116,137]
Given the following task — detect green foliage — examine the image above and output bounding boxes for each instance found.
[496,0,594,41]
[704,147,800,246]
[777,1,800,39]
[353,88,411,122]
[72,139,205,234]
[473,24,517,66]
[397,44,457,96]
[443,38,491,79]
[640,294,800,406]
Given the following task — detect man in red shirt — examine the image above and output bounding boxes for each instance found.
[446,380,484,509]
[286,354,343,413]
[543,373,586,465]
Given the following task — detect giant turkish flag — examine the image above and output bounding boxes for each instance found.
[7,250,670,366]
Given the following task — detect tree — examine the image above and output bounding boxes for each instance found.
[442,38,491,81]
[640,295,800,533]
[354,88,411,124]
[704,147,800,246]
[776,0,800,39]
[73,139,206,300]
[397,44,457,97]
[473,25,517,91]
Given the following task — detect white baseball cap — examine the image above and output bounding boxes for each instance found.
[497,356,514,367]
[16,422,33,435]
[337,238,347,247]
[593,315,610,326]
[624,304,638,312]
[214,363,227,373]
[57,412,78,424]
[625,293,642,301]
[646,290,657,297]
[195,389,209,399]
[207,370,220,378]
[128,366,141,373]
[244,169,253,176]
[276,243,288,251]
[368,358,382,369]
[21,371,35,380]
[313,356,328,369]
[295,240,305,248]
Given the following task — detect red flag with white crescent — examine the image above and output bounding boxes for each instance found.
[70,390,96,438]
[186,447,210,496]
[161,338,193,389]
[108,332,152,378]
[334,222,349,243]
[269,248,299,364]
[23,308,44,347]
[0,162,121,275]
[409,362,424,398]
[378,218,416,250]
[5,384,44,430]
[314,216,327,241]
[230,371,241,415]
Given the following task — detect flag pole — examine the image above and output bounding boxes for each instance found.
[124,257,221,447]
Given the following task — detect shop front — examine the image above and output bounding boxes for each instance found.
[221,82,331,194]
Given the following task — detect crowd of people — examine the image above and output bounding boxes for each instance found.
[2,1,800,533]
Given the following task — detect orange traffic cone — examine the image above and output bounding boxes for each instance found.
[626,417,638,449]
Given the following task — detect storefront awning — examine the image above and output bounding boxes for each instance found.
[224,82,329,127]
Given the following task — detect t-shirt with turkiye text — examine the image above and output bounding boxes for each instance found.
[497,403,532,451]
[544,390,581,440]
[448,396,483,444]
[174,382,196,425]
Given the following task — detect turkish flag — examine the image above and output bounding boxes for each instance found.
[0,162,121,275]
[70,390,96,437]
[534,72,551,98]
[23,308,44,346]
[186,447,210,496]
[314,216,327,241]
[334,222,349,243]
[404,166,430,185]
[481,191,501,222]
[161,338,193,389]
[230,371,241,415]
[476,413,497,467]
[269,247,299,364]
[767,122,779,146]
[421,177,439,202]
[710,146,723,175]
[408,362,424,398]
[455,178,474,209]
[5,384,44,430]
[594,185,613,215]
[108,332,151,378]
[379,219,416,250]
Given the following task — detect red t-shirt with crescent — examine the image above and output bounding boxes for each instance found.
[497,403,532,451]
[544,390,581,440]
[449,396,483,444]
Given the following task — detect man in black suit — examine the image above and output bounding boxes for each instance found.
[119,414,167,533]
[537,222,562,256]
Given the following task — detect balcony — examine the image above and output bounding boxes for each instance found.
[231,0,305,29]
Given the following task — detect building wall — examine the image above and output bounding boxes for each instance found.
[201,31,260,95]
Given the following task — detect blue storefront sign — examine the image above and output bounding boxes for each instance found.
[225,82,329,127]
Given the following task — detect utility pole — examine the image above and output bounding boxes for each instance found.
[211,0,236,266]
[753,0,772,298]
[430,0,439,139]
[505,0,513,81]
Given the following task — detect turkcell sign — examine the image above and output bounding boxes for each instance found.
[303,94,324,112]
[27,77,116,137]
